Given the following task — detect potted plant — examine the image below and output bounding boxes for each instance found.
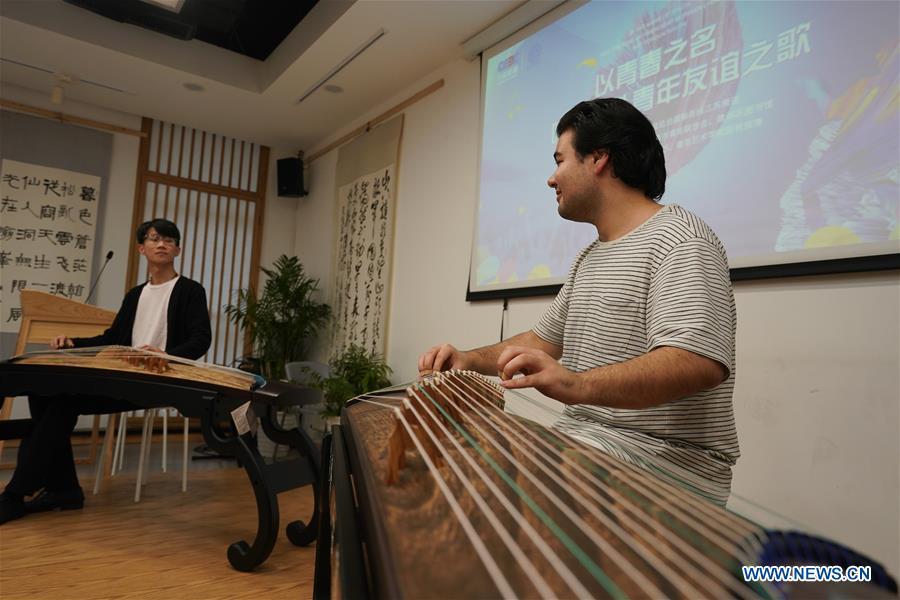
[317,344,392,424]
[224,255,330,380]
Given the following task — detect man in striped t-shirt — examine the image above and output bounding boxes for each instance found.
[419,98,738,504]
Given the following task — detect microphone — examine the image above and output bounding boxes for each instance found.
[85,250,114,304]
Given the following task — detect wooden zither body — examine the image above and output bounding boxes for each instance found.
[314,370,897,599]
[0,347,322,572]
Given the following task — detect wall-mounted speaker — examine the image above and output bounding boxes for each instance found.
[277,157,306,197]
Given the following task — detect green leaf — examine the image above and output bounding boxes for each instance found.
[310,343,392,416]
[223,254,331,379]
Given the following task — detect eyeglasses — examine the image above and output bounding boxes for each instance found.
[145,235,178,246]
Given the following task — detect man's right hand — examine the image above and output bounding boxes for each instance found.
[50,335,74,350]
[418,344,471,374]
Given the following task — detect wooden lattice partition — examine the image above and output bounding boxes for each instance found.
[127,118,269,366]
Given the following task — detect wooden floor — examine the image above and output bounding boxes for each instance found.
[0,443,316,599]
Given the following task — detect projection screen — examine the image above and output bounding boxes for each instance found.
[469,0,899,298]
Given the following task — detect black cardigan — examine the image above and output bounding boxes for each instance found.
[73,277,212,360]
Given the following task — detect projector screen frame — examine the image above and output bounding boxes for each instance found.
[466,252,900,301]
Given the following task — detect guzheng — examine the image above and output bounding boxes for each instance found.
[0,346,321,572]
[316,370,897,599]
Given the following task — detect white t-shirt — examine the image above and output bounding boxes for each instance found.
[131,276,179,350]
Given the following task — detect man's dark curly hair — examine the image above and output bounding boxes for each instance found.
[556,98,666,201]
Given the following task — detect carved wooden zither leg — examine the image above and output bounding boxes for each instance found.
[257,402,319,547]
[200,399,279,572]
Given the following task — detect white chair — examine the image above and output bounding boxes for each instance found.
[92,408,189,502]
[132,408,190,502]
[285,361,330,386]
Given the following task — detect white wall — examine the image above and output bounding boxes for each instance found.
[291,145,337,363]
[730,271,899,575]
[260,149,300,282]
[296,57,900,575]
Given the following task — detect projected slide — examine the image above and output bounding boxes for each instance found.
[472,0,899,295]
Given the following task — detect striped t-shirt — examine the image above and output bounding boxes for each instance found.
[533,204,739,505]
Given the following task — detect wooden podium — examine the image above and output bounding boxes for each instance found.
[0,290,116,465]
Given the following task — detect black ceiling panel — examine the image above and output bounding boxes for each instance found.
[64,0,318,60]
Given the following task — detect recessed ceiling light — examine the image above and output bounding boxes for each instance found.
[183,82,205,92]
[324,84,343,94]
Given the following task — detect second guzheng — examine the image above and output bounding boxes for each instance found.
[0,346,321,572]
[315,370,898,599]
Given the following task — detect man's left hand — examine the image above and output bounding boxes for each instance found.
[496,345,583,404]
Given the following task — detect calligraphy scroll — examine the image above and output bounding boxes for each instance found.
[331,166,395,355]
[0,159,100,333]
[331,115,403,357]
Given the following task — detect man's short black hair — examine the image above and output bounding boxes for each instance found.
[556,98,666,201]
[136,218,181,246]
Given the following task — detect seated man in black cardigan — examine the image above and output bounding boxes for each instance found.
[0,218,211,524]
